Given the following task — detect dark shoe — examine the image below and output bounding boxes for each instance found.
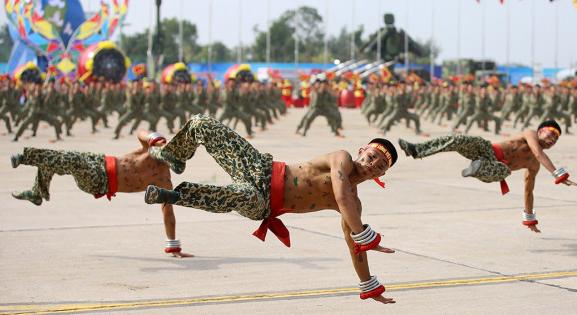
[10,154,23,168]
[12,191,42,206]
[398,139,417,158]
[462,160,482,178]
[148,147,185,174]
[144,185,180,204]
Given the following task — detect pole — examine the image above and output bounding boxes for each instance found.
[178,0,183,62]
[554,0,559,70]
[457,0,461,75]
[350,0,356,60]
[266,0,271,64]
[377,0,382,61]
[323,0,328,65]
[237,0,242,63]
[294,12,299,72]
[506,0,511,83]
[531,0,535,81]
[430,1,435,80]
[404,0,409,73]
[208,0,213,72]
[481,0,485,71]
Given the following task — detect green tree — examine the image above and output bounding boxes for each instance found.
[252,6,325,62]
[121,18,199,65]
[193,41,233,63]
[0,25,14,62]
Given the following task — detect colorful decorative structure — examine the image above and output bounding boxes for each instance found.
[161,62,195,84]
[5,0,129,82]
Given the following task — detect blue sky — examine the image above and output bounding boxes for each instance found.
[3,0,577,68]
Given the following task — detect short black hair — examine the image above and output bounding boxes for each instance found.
[368,138,398,166]
[537,120,562,136]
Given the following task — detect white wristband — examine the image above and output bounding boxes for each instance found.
[359,276,381,293]
[523,212,536,221]
[350,224,378,245]
[165,239,181,248]
[148,132,163,141]
[552,167,568,178]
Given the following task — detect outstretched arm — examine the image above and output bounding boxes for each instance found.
[341,216,395,304]
[524,130,577,186]
[158,179,193,258]
[330,151,363,233]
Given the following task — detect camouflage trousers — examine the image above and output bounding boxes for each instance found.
[412,134,511,183]
[19,148,108,201]
[158,114,273,221]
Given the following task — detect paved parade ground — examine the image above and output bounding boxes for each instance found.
[1,109,576,314]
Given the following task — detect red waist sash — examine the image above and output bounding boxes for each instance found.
[94,155,118,201]
[252,161,291,247]
[491,144,510,195]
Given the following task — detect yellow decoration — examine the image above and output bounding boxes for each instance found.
[57,58,76,74]
[85,58,94,71]
[98,41,116,50]
[174,62,187,71]
[237,64,251,72]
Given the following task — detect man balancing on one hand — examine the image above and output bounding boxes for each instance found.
[10,131,193,258]
[145,114,398,304]
[398,120,576,233]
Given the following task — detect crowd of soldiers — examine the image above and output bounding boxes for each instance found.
[361,79,577,135]
[0,76,287,141]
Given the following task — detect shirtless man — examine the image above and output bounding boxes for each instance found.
[10,131,192,257]
[398,120,576,233]
[144,114,398,304]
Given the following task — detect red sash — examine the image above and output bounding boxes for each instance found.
[491,144,510,195]
[94,156,118,201]
[252,161,291,247]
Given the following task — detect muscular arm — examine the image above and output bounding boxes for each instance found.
[330,151,364,234]
[523,130,556,173]
[341,213,370,282]
[523,166,539,214]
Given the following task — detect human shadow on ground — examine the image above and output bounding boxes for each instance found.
[93,254,339,273]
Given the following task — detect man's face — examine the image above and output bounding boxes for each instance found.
[537,128,559,149]
[355,146,390,179]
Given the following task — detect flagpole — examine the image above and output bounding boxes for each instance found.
[404,0,409,74]
[266,0,271,65]
[506,0,510,83]
[324,0,329,65]
[554,0,559,70]
[430,1,435,81]
[208,0,213,72]
[457,0,461,76]
[351,0,356,60]
[377,0,382,61]
[237,0,242,63]
[294,11,299,72]
[531,0,535,81]
[481,0,485,71]
[178,0,183,62]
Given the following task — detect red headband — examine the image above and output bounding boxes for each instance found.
[368,143,392,189]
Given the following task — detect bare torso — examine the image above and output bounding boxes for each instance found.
[498,135,540,171]
[115,148,172,192]
[283,154,347,214]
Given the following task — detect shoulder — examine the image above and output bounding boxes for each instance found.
[327,150,354,167]
[522,129,537,140]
